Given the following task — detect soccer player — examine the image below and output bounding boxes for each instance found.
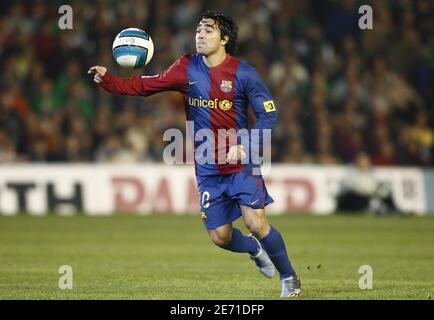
[88,11,301,297]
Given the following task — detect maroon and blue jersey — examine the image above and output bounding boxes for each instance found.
[100,53,278,177]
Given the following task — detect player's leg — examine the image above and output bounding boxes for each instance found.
[205,205,275,278]
[207,222,259,255]
[197,175,274,277]
[241,206,295,278]
[206,220,275,279]
[230,170,301,296]
[241,205,301,296]
[197,176,260,255]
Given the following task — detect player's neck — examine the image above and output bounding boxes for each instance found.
[202,50,228,68]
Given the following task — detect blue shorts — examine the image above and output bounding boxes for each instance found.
[196,170,274,230]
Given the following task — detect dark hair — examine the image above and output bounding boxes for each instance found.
[198,11,238,55]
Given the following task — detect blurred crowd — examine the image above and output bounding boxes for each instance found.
[0,0,433,165]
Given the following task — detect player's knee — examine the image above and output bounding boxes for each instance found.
[210,232,231,248]
[245,218,268,237]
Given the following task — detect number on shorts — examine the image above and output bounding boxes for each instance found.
[201,191,210,209]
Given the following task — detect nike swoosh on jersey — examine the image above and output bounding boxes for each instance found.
[249,199,259,205]
[189,80,199,85]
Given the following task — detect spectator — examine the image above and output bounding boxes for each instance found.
[336,152,399,214]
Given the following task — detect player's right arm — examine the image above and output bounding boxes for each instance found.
[87,55,189,96]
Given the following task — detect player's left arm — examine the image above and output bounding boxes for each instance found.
[242,67,278,151]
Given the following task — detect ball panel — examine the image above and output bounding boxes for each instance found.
[115,55,137,68]
[134,48,148,69]
[145,40,154,65]
[118,29,149,40]
[112,36,153,51]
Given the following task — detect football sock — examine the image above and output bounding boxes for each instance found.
[222,228,259,255]
[259,225,295,279]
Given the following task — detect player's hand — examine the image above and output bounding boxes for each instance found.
[87,66,107,83]
[226,145,246,163]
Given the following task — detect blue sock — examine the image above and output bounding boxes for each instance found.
[259,225,295,279]
[222,228,259,255]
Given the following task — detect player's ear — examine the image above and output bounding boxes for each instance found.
[221,35,229,46]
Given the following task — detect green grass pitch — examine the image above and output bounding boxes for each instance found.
[0,214,433,300]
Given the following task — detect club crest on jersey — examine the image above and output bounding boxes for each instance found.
[220,80,232,93]
[200,212,208,223]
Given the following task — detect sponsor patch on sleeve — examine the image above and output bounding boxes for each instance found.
[263,100,276,112]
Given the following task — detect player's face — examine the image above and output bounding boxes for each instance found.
[195,18,226,55]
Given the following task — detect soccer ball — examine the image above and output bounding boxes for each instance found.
[112,28,154,68]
